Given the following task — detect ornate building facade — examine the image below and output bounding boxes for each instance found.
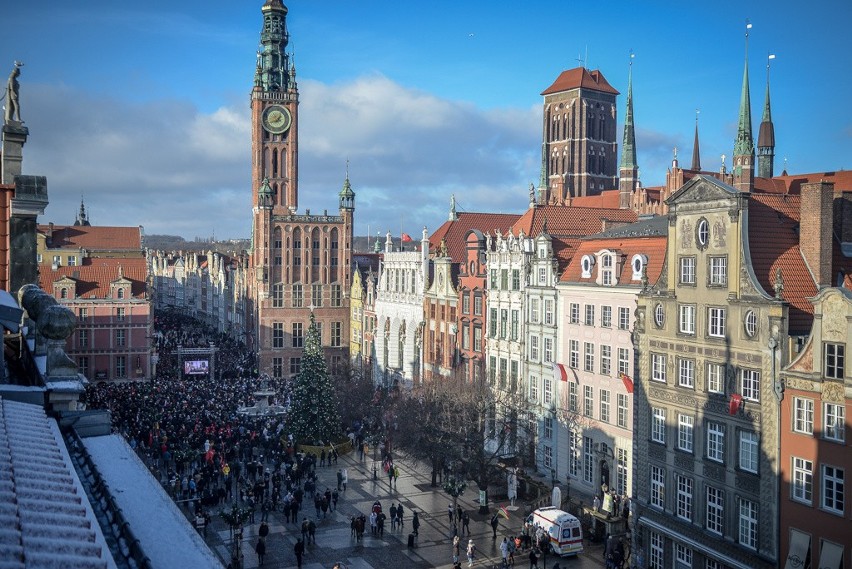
[247,0,354,378]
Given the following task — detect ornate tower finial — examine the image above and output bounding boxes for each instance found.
[619,50,638,209]
[774,267,784,299]
[691,109,701,171]
[758,53,776,178]
[449,194,458,221]
[338,161,355,211]
[257,0,291,92]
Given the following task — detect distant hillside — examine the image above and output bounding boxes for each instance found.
[144,235,250,256]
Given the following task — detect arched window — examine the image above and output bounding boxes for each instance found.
[117,288,125,299]
[272,150,278,177]
[60,288,68,299]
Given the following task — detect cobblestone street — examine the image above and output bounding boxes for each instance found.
[192,450,609,568]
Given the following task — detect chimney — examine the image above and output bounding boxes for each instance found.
[800,181,834,288]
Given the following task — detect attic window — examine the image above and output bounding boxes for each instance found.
[601,254,615,286]
[581,255,595,278]
[631,254,648,281]
[117,288,125,300]
[60,288,68,299]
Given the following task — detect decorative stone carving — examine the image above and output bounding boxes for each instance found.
[735,474,759,494]
[785,376,816,392]
[674,454,694,471]
[822,381,845,403]
[713,217,726,248]
[681,219,693,249]
[648,444,666,461]
[703,463,724,481]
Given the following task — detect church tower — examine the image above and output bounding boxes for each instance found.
[618,56,638,209]
[757,57,775,179]
[733,24,755,192]
[248,1,354,379]
[540,67,619,204]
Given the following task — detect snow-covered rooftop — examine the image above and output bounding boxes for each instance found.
[82,435,223,569]
[0,396,116,569]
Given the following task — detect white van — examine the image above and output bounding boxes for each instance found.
[526,506,584,556]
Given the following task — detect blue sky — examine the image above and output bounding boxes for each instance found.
[2,0,850,241]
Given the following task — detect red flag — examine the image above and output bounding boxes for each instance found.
[401,233,413,242]
[552,362,571,383]
[620,373,634,394]
[729,394,743,416]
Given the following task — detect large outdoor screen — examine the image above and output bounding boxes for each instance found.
[184,360,209,375]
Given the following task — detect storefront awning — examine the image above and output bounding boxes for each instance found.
[784,529,810,569]
[818,540,844,569]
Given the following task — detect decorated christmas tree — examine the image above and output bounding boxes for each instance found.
[288,311,341,443]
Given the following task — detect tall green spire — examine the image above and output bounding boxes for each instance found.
[619,55,637,170]
[339,161,355,211]
[255,0,292,92]
[734,24,754,158]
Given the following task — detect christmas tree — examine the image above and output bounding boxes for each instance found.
[288,311,341,443]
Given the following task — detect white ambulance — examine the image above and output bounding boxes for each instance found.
[526,506,584,556]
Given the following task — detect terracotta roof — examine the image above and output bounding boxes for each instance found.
[759,171,852,195]
[560,235,667,285]
[570,190,621,208]
[511,205,638,238]
[541,67,620,96]
[747,194,816,334]
[38,225,142,250]
[39,257,148,299]
[429,212,521,263]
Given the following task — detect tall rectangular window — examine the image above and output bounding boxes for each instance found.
[649,532,664,569]
[543,445,552,469]
[792,457,813,504]
[738,499,758,550]
[544,300,554,325]
[650,466,665,509]
[272,284,284,307]
[529,375,538,402]
[600,345,612,375]
[500,269,508,289]
[616,447,628,496]
[583,385,594,417]
[116,307,126,321]
[652,353,667,382]
[78,356,89,377]
[462,293,470,314]
[707,422,725,463]
[273,322,284,348]
[569,340,579,369]
[462,323,471,350]
[618,348,630,376]
[583,436,594,484]
[331,284,342,307]
[79,307,88,321]
[678,358,695,388]
[312,284,322,307]
[473,294,482,316]
[679,304,696,334]
[675,544,693,568]
[678,414,694,453]
[584,342,594,372]
[500,309,508,339]
[272,357,283,379]
[543,377,552,405]
[617,393,628,428]
[601,305,612,328]
[490,269,498,289]
[569,382,578,413]
[292,322,303,348]
[739,430,759,473]
[618,307,630,330]
[825,343,846,379]
[530,298,540,324]
[529,335,539,361]
[794,397,814,434]
[676,475,693,520]
[706,486,724,535]
[707,362,724,394]
[499,358,508,389]
[292,284,303,307]
[543,416,553,439]
[821,465,845,515]
[584,304,595,326]
[824,402,846,442]
[708,307,726,337]
[651,408,666,444]
[489,308,498,337]
[568,431,579,477]
[510,360,519,391]
[741,368,761,401]
[473,326,482,352]
[511,269,520,290]
[289,357,301,375]
[331,322,342,347]
[543,337,553,363]
[116,329,126,347]
[570,303,580,324]
[79,329,89,348]
[600,389,611,423]
[709,256,728,285]
[116,356,126,379]
[511,310,519,340]
[679,256,696,284]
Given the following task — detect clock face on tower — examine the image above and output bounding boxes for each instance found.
[262,105,292,134]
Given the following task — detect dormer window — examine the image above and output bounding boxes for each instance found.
[631,254,648,281]
[60,288,68,299]
[601,254,614,286]
[117,288,125,300]
[581,255,595,278]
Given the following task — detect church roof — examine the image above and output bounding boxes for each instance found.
[39,258,148,299]
[570,190,622,208]
[38,225,142,251]
[757,171,852,194]
[429,212,520,263]
[541,67,620,96]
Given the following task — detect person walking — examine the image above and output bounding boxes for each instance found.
[466,539,477,567]
[342,468,348,491]
[528,547,539,569]
[462,511,470,535]
[490,512,500,539]
[294,538,304,568]
[412,511,420,536]
[389,503,398,529]
[501,537,510,567]
[397,502,404,527]
[254,537,266,566]
[452,535,460,565]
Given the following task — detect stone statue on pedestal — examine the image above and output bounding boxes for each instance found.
[4,62,23,123]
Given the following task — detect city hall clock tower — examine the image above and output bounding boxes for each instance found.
[248,0,355,380]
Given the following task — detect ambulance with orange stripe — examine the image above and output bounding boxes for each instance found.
[526,506,584,556]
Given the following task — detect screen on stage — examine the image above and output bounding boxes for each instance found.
[184,360,209,375]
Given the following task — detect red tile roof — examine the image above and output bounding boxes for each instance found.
[560,235,667,285]
[511,205,637,238]
[429,213,521,263]
[758,171,852,195]
[570,190,621,208]
[747,194,816,334]
[37,225,142,250]
[541,68,620,96]
[39,257,148,299]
